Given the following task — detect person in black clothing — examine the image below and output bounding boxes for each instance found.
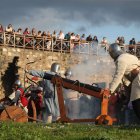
[86,35,92,42]
[129,38,136,45]
[129,38,136,53]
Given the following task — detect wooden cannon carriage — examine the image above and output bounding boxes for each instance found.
[0,73,116,125]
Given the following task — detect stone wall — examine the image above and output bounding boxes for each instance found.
[0,46,114,98]
[0,47,79,97]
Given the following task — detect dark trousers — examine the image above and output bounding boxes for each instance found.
[132,99,140,121]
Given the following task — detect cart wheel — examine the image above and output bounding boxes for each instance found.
[0,106,28,122]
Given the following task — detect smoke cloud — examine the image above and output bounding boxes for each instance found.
[65,44,115,119]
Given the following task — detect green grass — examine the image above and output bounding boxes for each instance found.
[0,122,140,140]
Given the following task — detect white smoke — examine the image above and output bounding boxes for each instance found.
[71,43,115,85]
[65,43,115,120]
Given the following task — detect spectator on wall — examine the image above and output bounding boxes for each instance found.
[64,32,71,48]
[65,32,71,41]
[101,37,109,51]
[119,36,125,45]
[23,28,31,47]
[31,28,37,47]
[35,30,42,50]
[57,30,64,39]
[119,36,125,50]
[5,24,14,33]
[41,31,47,38]
[70,32,76,50]
[57,30,65,51]
[15,28,22,45]
[31,28,37,36]
[115,36,121,44]
[86,34,93,42]
[93,36,98,45]
[52,30,57,45]
[41,31,47,48]
[46,31,51,38]
[0,24,4,32]
[75,34,80,42]
[129,38,136,53]
[129,38,136,45]
[80,34,86,43]
[70,32,75,40]
[23,27,30,35]
[37,30,42,37]
[15,28,22,34]
[5,24,14,44]
[46,31,52,49]
[0,24,4,43]
[71,34,81,51]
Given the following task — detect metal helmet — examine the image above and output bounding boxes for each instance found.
[50,62,60,73]
[108,43,123,60]
[14,79,21,86]
[36,86,43,92]
[64,68,72,78]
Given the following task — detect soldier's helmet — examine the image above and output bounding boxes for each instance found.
[50,62,60,73]
[64,68,72,78]
[14,79,21,86]
[108,43,123,60]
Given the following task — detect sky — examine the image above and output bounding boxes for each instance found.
[0,0,140,43]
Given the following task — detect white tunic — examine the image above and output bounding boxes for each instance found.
[110,53,140,101]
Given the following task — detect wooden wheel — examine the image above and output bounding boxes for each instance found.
[0,106,28,122]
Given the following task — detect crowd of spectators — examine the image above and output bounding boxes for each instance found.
[0,24,139,53]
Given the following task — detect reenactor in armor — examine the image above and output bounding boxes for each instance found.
[108,43,140,121]
[63,68,80,119]
[26,62,60,123]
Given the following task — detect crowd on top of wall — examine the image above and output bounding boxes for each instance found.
[0,24,139,55]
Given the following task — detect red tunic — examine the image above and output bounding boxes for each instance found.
[18,88,28,107]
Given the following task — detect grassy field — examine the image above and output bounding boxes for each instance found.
[0,122,140,140]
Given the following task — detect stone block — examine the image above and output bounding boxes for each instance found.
[26,55,29,59]
[17,49,21,52]
[47,56,53,60]
[12,48,16,52]
[29,51,33,55]
[39,53,43,57]
[7,52,12,56]
[2,48,7,52]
